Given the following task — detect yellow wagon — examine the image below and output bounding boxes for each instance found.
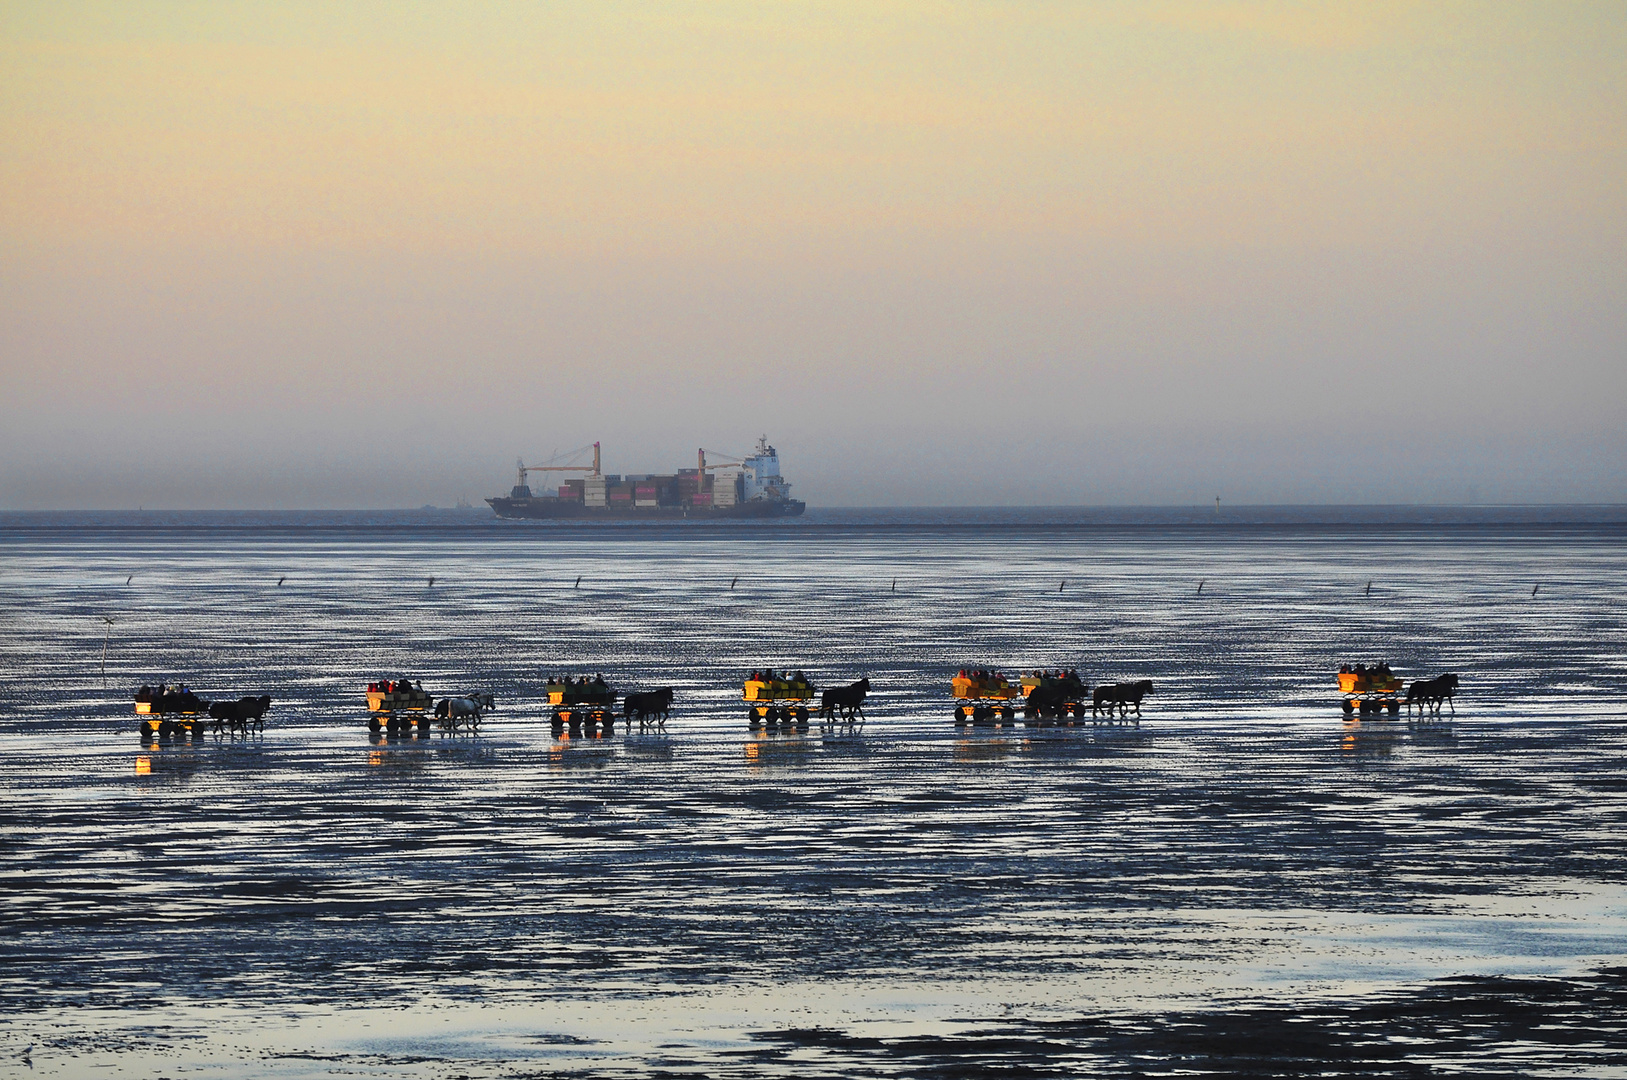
[744,671,815,726]
[1338,669,1403,717]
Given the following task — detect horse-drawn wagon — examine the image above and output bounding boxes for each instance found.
[136,685,272,738]
[1338,665,1402,717]
[367,679,434,734]
[744,670,814,726]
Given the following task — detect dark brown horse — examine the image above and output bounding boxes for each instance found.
[818,678,870,723]
[1092,680,1153,719]
[624,687,675,729]
[1405,674,1459,716]
[1025,677,1089,718]
[208,695,272,734]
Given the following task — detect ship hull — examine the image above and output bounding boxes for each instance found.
[486,497,806,521]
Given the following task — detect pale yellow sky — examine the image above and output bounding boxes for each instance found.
[2,3,1624,506]
[7,3,1620,253]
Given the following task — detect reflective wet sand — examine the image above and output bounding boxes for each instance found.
[3,513,1625,1076]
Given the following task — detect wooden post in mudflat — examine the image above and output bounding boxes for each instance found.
[100,616,115,689]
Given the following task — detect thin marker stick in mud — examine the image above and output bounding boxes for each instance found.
[1197,580,1204,595]
[1059,580,1066,593]
[1366,581,1372,596]
[428,576,435,587]
[730,577,737,590]
[1532,584,1540,598]
[277,576,286,587]
[574,576,581,589]
[891,578,896,592]
[100,615,114,688]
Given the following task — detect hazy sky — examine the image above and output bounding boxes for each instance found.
[3,2,1623,508]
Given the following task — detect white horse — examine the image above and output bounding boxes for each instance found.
[435,691,494,731]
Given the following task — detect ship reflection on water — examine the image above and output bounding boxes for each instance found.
[5,513,1627,1076]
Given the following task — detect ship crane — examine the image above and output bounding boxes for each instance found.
[518,442,601,488]
[697,448,750,475]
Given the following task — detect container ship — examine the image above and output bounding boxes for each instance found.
[486,436,806,520]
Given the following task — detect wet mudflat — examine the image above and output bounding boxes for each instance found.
[2,509,1626,1077]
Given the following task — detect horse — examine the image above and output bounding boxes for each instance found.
[435,691,493,730]
[1406,674,1459,717]
[208,695,272,734]
[818,678,870,724]
[1026,678,1088,720]
[624,687,675,730]
[1093,680,1153,719]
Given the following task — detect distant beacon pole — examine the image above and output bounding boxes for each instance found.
[593,442,601,476]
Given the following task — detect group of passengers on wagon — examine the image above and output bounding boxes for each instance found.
[135,682,195,701]
[545,674,608,689]
[956,668,1010,685]
[546,674,614,707]
[747,668,812,690]
[367,678,425,695]
[134,682,210,715]
[1338,662,1395,679]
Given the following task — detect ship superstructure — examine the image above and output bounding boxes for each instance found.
[486,436,806,520]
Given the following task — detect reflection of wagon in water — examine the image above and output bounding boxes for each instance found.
[548,677,617,727]
[744,670,814,726]
[367,679,434,733]
[134,684,211,738]
[1338,666,1403,717]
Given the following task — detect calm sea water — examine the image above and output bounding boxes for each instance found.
[3,509,1627,1077]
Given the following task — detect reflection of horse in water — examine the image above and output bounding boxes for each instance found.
[435,691,494,730]
[818,678,870,724]
[208,695,272,734]
[1093,680,1152,719]
[625,687,675,730]
[1405,674,1459,716]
